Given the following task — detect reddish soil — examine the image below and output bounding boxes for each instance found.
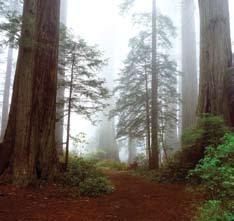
[0,171,202,221]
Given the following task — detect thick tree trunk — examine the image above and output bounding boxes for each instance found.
[56,0,68,155]
[197,0,232,123]
[181,0,198,131]
[0,0,60,186]
[150,0,159,169]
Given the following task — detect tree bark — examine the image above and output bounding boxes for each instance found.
[181,0,198,131]
[197,0,232,123]
[150,0,159,169]
[0,0,60,186]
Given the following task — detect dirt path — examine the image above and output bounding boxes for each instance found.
[0,171,201,221]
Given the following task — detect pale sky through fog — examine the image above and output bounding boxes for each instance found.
[65,0,234,147]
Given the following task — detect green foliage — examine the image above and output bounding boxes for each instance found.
[96,160,128,171]
[58,25,109,123]
[157,115,228,183]
[56,157,114,197]
[189,134,234,221]
[112,12,179,142]
[194,201,234,221]
[189,134,234,200]
[79,176,114,197]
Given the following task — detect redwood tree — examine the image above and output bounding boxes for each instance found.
[0,0,60,186]
[197,0,232,123]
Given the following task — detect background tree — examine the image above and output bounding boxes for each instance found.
[0,0,60,186]
[181,0,197,131]
[113,13,179,167]
[120,0,159,169]
[59,28,109,169]
[56,0,68,155]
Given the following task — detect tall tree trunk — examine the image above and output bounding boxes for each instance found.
[56,0,68,155]
[181,0,198,131]
[65,56,74,171]
[150,0,159,169]
[0,0,60,186]
[1,0,19,140]
[144,68,151,168]
[197,0,232,123]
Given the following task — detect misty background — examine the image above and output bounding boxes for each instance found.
[64,0,234,155]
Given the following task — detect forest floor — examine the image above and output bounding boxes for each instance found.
[0,171,202,221]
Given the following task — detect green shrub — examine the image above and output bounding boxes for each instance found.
[194,200,234,221]
[189,134,234,200]
[189,134,234,221]
[96,160,128,171]
[55,157,114,197]
[79,176,114,197]
[56,157,101,187]
[157,115,228,183]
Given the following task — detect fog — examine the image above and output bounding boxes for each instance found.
[64,0,234,154]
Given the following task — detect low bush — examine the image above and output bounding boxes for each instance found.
[79,176,114,197]
[189,134,234,221]
[194,200,234,221]
[189,134,234,200]
[55,157,114,197]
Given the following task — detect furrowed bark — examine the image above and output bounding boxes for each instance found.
[0,0,60,186]
[197,0,232,124]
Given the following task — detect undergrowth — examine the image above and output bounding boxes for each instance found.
[189,134,234,221]
[157,115,228,183]
[55,157,114,197]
